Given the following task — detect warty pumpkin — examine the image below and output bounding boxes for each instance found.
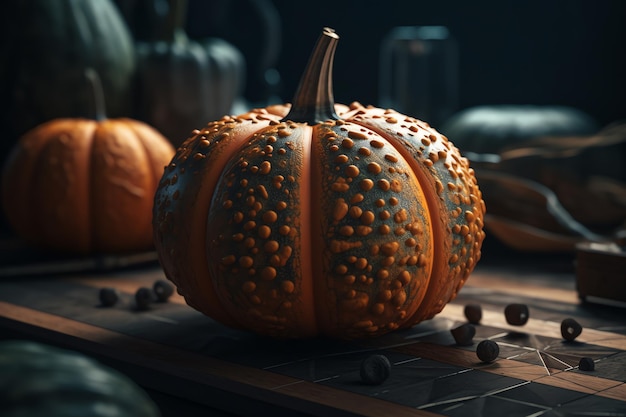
[153,28,486,339]
[2,70,175,254]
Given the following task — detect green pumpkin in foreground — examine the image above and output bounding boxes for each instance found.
[0,340,160,417]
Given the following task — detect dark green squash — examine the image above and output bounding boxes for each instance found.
[444,106,624,252]
[440,105,599,155]
[0,340,160,417]
[134,0,246,146]
[0,0,136,142]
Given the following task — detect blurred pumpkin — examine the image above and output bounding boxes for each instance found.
[440,105,599,155]
[0,340,160,417]
[475,122,626,251]
[185,0,283,106]
[439,105,626,253]
[2,70,175,254]
[113,0,171,43]
[153,29,485,339]
[134,0,246,146]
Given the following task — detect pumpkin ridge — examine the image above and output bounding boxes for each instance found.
[300,125,321,336]
[115,119,169,250]
[312,119,436,336]
[346,110,484,325]
[192,126,265,328]
[83,120,97,253]
[204,122,322,337]
[347,117,442,299]
[157,114,283,328]
[121,119,171,203]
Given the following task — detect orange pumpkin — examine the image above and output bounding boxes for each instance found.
[2,72,175,254]
[153,28,485,339]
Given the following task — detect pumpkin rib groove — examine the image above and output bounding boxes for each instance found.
[189,141,243,328]
[200,122,281,328]
[206,123,322,337]
[319,119,434,334]
[379,129,448,324]
[346,109,485,325]
[122,119,172,214]
[303,124,322,337]
[39,120,95,252]
[84,121,97,253]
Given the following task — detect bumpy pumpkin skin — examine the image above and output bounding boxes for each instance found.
[2,118,175,254]
[153,29,485,339]
[153,103,485,339]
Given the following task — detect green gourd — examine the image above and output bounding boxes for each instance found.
[0,340,160,417]
[440,105,598,155]
[134,0,246,146]
[0,0,136,142]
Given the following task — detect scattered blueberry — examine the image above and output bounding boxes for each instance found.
[451,323,476,346]
[464,303,482,324]
[578,357,595,371]
[561,318,583,342]
[360,354,391,385]
[505,303,529,326]
[99,287,119,307]
[135,287,153,310]
[153,280,175,302]
[476,340,499,363]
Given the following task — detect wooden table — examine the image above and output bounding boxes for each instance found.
[1,245,625,417]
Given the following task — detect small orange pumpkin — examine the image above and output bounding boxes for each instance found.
[153,28,485,339]
[2,70,175,254]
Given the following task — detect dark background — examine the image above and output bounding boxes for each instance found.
[188,0,626,128]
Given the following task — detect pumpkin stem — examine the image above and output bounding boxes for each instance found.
[164,0,188,43]
[282,27,340,124]
[85,68,107,121]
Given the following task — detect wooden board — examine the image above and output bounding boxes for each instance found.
[0,256,625,417]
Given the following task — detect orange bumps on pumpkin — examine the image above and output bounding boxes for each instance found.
[153,28,485,339]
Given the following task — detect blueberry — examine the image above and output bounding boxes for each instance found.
[464,303,482,324]
[99,287,119,307]
[578,357,595,371]
[135,287,153,310]
[560,318,582,341]
[360,354,391,385]
[505,303,529,326]
[476,340,499,363]
[153,280,175,302]
[451,323,476,346]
